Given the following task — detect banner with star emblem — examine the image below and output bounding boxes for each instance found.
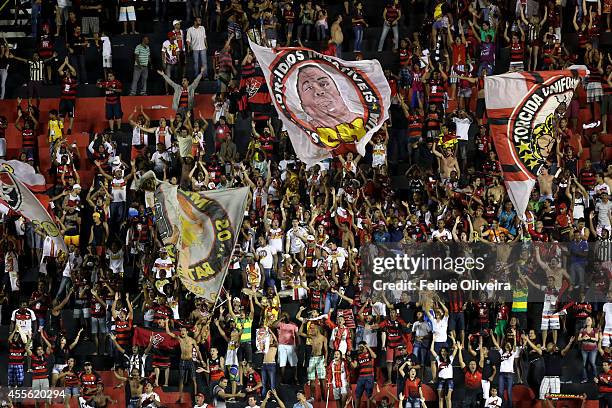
[484,69,587,217]
[249,40,391,165]
[0,169,66,253]
[154,182,249,302]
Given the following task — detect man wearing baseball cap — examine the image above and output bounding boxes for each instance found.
[194,392,208,408]
[161,31,180,94]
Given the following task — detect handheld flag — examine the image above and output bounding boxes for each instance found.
[154,183,249,301]
[0,169,65,252]
[248,40,391,165]
[485,69,586,217]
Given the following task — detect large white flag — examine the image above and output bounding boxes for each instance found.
[154,183,249,302]
[249,41,391,165]
[0,170,66,252]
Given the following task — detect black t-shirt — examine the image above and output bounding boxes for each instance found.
[394,301,416,324]
[543,351,562,376]
[395,353,418,379]
[482,349,500,379]
[337,284,356,309]
[0,56,8,70]
[80,0,102,17]
[69,34,86,55]
[389,103,408,129]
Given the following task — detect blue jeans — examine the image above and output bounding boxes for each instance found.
[315,24,326,41]
[261,363,277,396]
[498,372,513,408]
[582,349,597,381]
[55,276,72,300]
[31,1,41,38]
[412,340,428,366]
[570,262,586,288]
[378,22,399,51]
[110,201,126,225]
[353,26,364,52]
[186,0,201,22]
[478,62,493,77]
[324,292,339,314]
[155,0,167,19]
[405,396,422,408]
[192,49,208,78]
[356,376,374,400]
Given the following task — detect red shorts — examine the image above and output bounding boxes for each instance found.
[386,347,399,363]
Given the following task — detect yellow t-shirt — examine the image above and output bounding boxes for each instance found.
[48,120,64,142]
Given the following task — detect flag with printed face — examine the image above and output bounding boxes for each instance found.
[248,40,391,166]
[0,169,66,252]
[485,69,587,217]
[153,183,249,301]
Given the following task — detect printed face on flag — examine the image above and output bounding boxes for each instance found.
[295,65,361,130]
[249,40,390,165]
[277,57,378,150]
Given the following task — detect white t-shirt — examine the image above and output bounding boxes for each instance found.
[432,315,449,343]
[153,257,175,279]
[101,36,112,57]
[111,178,127,203]
[485,396,502,408]
[287,227,307,253]
[453,117,472,141]
[596,200,612,227]
[256,245,274,269]
[140,392,161,407]
[151,151,170,172]
[106,249,124,274]
[436,355,454,379]
[11,308,36,334]
[499,347,520,373]
[604,303,612,328]
[268,227,283,254]
[432,229,452,241]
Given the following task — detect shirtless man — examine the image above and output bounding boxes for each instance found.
[261,331,278,395]
[535,246,571,291]
[537,167,556,201]
[88,383,117,407]
[471,207,488,236]
[305,326,328,401]
[432,142,460,181]
[486,177,506,206]
[165,318,203,403]
[331,15,344,57]
[112,368,143,408]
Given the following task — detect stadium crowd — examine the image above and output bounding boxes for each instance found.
[0,0,612,406]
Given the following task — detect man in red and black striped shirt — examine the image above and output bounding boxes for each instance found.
[351,341,377,408]
[97,71,123,131]
[368,308,409,384]
[7,326,26,387]
[58,57,78,135]
[79,362,102,402]
[58,357,80,403]
[27,344,51,397]
[112,292,134,356]
[595,360,612,408]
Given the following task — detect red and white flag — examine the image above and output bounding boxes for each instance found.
[484,69,586,217]
[0,169,65,252]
